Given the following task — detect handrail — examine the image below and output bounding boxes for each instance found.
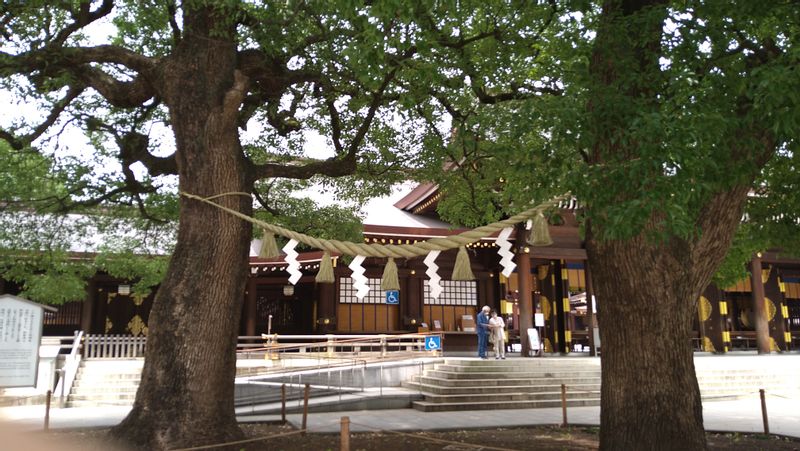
[238,332,441,354]
[53,330,84,407]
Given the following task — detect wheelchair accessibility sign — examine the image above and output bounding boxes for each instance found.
[385,290,399,304]
[424,335,441,351]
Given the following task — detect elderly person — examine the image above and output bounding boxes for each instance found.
[476,305,491,359]
[489,310,506,359]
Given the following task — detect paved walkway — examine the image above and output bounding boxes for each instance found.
[1,395,798,438]
[2,354,799,438]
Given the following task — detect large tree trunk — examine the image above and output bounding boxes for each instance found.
[111,9,252,450]
[587,185,750,450]
[587,229,706,450]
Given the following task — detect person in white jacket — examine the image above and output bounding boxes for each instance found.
[489,310,506,359]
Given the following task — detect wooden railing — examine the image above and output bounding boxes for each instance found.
[84,334,147,358]
[78,333,442,360]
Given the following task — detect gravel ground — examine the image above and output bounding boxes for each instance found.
[10,423,800,450]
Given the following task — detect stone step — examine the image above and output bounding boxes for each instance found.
[443,358,600,367]
[66,399,135,408]
[73,373,142,382]
[416,390,600,404]
[436,359,600,373]
[413,375,601,387]
[70,386,139,395]
[68,393,137,402]
[78,361,144,371]
[412,397,601,412]
[697,377,799,386]
[404,381,600,396]
[72,378,141,387]
[424,369,600,380]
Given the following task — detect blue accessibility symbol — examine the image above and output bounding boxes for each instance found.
[385,290,399,304]
[425,335,441,351]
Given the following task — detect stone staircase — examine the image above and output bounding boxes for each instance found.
[67,359,143,408]
[405,356,800,412]
[695,356,800,400]
[405,358,601,412]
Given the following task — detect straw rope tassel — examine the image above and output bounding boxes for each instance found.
[451,246,475,281]
[381,257,401,291]
[259,230,280,258]
[528,212,553,246]
[315,251,335,283]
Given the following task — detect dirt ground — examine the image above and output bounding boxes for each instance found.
[11,423,800,451]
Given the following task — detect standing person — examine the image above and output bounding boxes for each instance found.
[476,305,491,359]
[489,310,506,359]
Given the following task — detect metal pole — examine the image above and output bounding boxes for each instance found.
[340,416,351,451]
[561,384,568,427]
[44,390,51,431]
[760,389,769,435]
[301,383,311,436]
[268,314,273,336]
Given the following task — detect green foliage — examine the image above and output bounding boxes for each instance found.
[253,180,363,250]
[0,142,67,207]
[94,251,168,298]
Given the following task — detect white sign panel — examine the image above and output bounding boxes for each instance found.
[0,294,45,388]
[534,313,545,328]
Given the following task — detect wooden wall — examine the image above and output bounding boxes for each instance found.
[336,303,401,332]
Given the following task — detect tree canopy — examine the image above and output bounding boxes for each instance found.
[425,1,800,281]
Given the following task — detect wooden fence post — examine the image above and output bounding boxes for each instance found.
[760,389,769,435]
[340,416,350,451]
[301,383,310,435]
[44,390,51,431]
[561,384,568,427]
[281,383,287,424]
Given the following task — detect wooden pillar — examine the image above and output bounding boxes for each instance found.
[81,279,96,333]
[539,262,557,353]
[750,256,771,354]
[516,226,533,357]
[585,261,598,357]
[317,281,336,333]
[245,277,257,336]
[764,268,789,351]
[553,260,569,354]
[699,285,727,353]
[406,271,422,330]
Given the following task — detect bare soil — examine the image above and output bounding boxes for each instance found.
[12,423,800,451]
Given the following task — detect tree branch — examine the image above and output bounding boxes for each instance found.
[0,85,85,150]
[165,0,182,45]
[50,0,115,48]
[85,112,178,177]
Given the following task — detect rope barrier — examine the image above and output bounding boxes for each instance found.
[348,420,521,451]
[168,428,306,451]
[180,191,570,259]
